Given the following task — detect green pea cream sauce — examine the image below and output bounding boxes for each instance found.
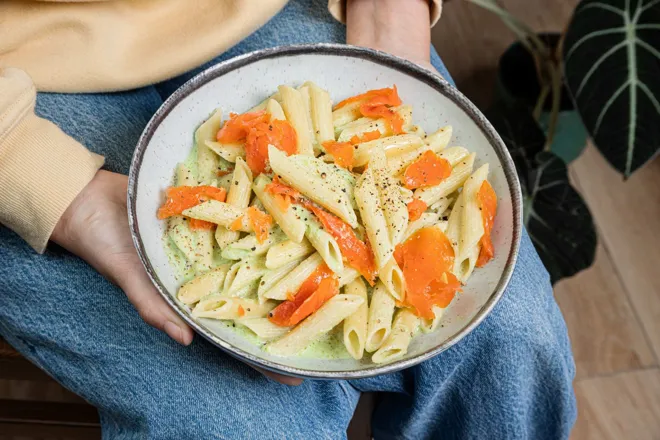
[162,146,351,360]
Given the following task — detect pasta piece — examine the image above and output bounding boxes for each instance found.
[221,228,285,260]
[379,257,405,302]
[372,309,419,364]
[205,140,245,163]
[216,173,233,192]
[168,217,196,262]
[438,146,469,166]
[175,162,196,186]
[297,85,318,152]
[424,126,453,152]
[265,238,315,269]
[215,157,253,248]
[193,229,215,273]
[402,211,442,243]
[332,100,362,131]
[370,147,408,245]
[342,278,369,360]
[429,197,453,217]
[338,266,360,287]
[409,125,426,138]
[456,164,489,283]
[266,98,286,121]
[420,305,446,333]
[354,168,393,269]
[268,146,357,227]
[353,134,424,167]
[278,85,313,156]
[261,253,323,301]
[365,282,396,353]
[266,294,365,356]
[337,117,386,143]
[237,318,292,341]
[177,266,229,305]
[224,258,268,297]
[182,200,249,231]
[247,91,281,113]
[258,257,305,297]
[387,143,432,176]
[192,296,276,320]
[253,174,306,243]
[303,211,344,274]
[222,261,241,293]
[414,153,476,205]
[305,81,334,146]
[195,109,222,183]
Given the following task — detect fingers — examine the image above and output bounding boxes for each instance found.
[254,366,303,386]
[115,254,194,346]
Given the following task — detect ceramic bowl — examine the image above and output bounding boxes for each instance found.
[128,44,522,379]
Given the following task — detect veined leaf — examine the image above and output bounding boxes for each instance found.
[563,0,660,177]
[486,102,597,283]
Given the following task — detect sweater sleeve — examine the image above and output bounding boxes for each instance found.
[328,0,443,26]
[0,68,104,253]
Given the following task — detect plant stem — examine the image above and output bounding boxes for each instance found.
[533,83,550,121]
[545,64,562,151]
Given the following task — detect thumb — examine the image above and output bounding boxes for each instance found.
[116,258,194,346]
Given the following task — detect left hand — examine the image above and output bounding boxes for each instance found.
[345,0,434,71]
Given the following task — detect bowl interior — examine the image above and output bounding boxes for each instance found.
[130,46,520,378]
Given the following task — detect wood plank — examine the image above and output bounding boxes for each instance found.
[572,369,660,440]
[554,245,655,379]
[0,380,84,404]
[570,147,660,359]
[0,399,99,426]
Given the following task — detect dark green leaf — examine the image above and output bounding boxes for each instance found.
[486,102,597,283]
[563,0,660,177]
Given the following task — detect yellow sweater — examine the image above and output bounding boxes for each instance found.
[0,0,441,252]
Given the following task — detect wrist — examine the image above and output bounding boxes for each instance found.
[346,0,432,67]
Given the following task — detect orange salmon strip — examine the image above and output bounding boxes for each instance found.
[394,227,461,319]
[157,186,226,219]
[406,199,427,222]
[403,150,452,189]
[476,180,497,267]
[335,86,405,135]
[216,111,297,175]
[246,206,273,244]
[268,264,335,326]
[322,141,354,170]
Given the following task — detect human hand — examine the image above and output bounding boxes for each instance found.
[346,0,435,72]
[51,170,302,385]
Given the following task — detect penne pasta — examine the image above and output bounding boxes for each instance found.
[338,266,361,287]
[215,158,253,248]
[195,109,222,183]
[177,266,229,305]
[456,164,489,283]
[221,228,285,261]
[266,98,286,121]
[303,212,344,273]
[342,278,369,360]
[370,147,408,245]
[183,200,250,231]
[266,294,365,356]
[205,140,245,163]
[420,305,446,333]
[372,309,419,363]
[332,100,362,130]
[193,296,276,320]
[278,85,314,156]
[223,258,268,297]
[353,134,424,168]
[424,125,453,152]
[253,174,306,243]
[402,211,442,243]
[297,85,318,152]
[261,253,323,301]
[305,81,334,146]
[269,146,357,227]
[355,168,393,269]
[265,238,315,269]
[438,146,470,166]
[238,318,292,341]
[409,125,426,138]
[414,152,476,206]
[258,257,305,298]
[379,257,405,302]
[365,282,396,353]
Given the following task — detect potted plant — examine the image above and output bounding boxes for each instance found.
[466,0,660,283]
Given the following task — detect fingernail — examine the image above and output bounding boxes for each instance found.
[164,320,184,344]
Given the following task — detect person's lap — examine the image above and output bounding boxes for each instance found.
[0,0,575,438]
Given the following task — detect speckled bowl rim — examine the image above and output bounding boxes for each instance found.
[128,44,522,379]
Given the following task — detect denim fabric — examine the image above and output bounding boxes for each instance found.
[0,0,576,439]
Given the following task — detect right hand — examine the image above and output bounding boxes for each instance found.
[52,170,302,386]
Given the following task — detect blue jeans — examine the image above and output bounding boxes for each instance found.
[0,1,576,438]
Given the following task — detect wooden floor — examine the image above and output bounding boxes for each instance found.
[434,1,660,439]
[2,1,659,439]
